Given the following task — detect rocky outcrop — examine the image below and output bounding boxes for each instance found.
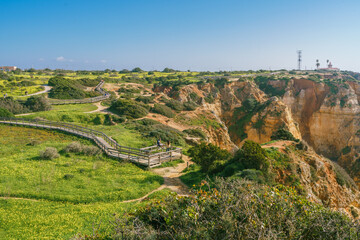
[268,142,360,219]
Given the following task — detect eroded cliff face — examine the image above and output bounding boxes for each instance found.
[266,141,360,219]
[160,78,359,180]
[156,78,360,217]
[283,79,360,159]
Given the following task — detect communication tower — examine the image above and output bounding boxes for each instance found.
[297,50,302,70]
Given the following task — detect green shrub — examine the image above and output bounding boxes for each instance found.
[0,107,14,117]
[48,76,100,99]
[189,92,200,102]
[65,142,83,153]
[165,99,184,111]
[183,101,198,111]
[83,145,100,156]
[0,97,28,114]
[151,104,175,118]
[233,140,269,172]
[183,128,207,139]
[109,99,149,119]
[24,96,51,112]
[232,169,265,183]
[341,146,351,155]
[39,147,59,160]
[126,119,185,146]
[99,178,359,239]
[271,128,297,141]
[204,94,215,103]
[188,142,231,173]
[135,96,154,104]
[63,174,74,180]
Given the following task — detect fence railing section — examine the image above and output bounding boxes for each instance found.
[0,117,182,167]
[48,80,111,105]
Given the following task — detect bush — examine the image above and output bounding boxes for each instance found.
[233,169,265,183]
[151,104,175,118]
[97,178,359,239]
[183,128,207,139]
[39,147,59,160]
[189,92,200,102]
[188,143,231,173]
[233,140,269,172]
[63,174,74,180]
[165,99,184,111]
[204,95,215,103]
[83,145,100,156]
[0,107,14,117]
[65,142,83,153]
[24,96,51,112]
[271,128,297,141]
[126,119,186,146]
[109,99,149,119]
[0,97,28,114]
[135,96,154,104]
[48,76,100,99]
[183,101,198,111]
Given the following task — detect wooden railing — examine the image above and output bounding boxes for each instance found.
[48,81,111,105]
[0,117,182,168]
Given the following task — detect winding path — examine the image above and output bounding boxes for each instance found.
[19,85,52,97]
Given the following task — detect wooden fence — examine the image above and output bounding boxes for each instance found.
[0,117,182,168]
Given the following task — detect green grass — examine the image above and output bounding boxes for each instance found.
[153,159,184,168]
[0,125,163,204]
[19,104,153,148]
[180,164,206,188]
[50,103,98,112]
[0,124,171,239]
[0,189,173,239]
[175,114,222,129]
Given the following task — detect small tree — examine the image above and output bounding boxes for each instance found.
[188,142,231,173]
[131,67,143,73]
[25,96,51,112]
[234,140,269,172]
[0,107,14,117]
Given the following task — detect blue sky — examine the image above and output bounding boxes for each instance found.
[1,0,360,71]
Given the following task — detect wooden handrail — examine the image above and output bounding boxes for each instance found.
[0,117,182,167]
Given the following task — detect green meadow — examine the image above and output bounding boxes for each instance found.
[0,125,167,239]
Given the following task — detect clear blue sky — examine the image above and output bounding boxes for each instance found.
[1,0,360,71]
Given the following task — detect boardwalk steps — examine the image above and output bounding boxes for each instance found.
[0,117,182,168]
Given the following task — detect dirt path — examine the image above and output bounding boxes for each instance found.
[262,140,293,152]
[122,156,192,203]
[19,85,52,97]
[145,113,190,131]
[85,102,109,113]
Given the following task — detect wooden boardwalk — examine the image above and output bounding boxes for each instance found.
[0,117,182,168]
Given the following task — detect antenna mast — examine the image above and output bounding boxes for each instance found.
[297,50,302,70]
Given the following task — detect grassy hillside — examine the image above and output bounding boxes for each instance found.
[0,125,168,238]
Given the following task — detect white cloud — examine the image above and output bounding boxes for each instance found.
[39,58,44,61]
[56,56,74,62]
[100,59,107,63]
[56,56,65,62]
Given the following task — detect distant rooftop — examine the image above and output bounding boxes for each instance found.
[0,66,17,72]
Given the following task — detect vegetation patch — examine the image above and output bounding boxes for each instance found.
[151,103,175,118]
[109,99,149,119]
[229,98,270,140]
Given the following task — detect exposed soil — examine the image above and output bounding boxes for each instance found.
[122,156,192,203]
